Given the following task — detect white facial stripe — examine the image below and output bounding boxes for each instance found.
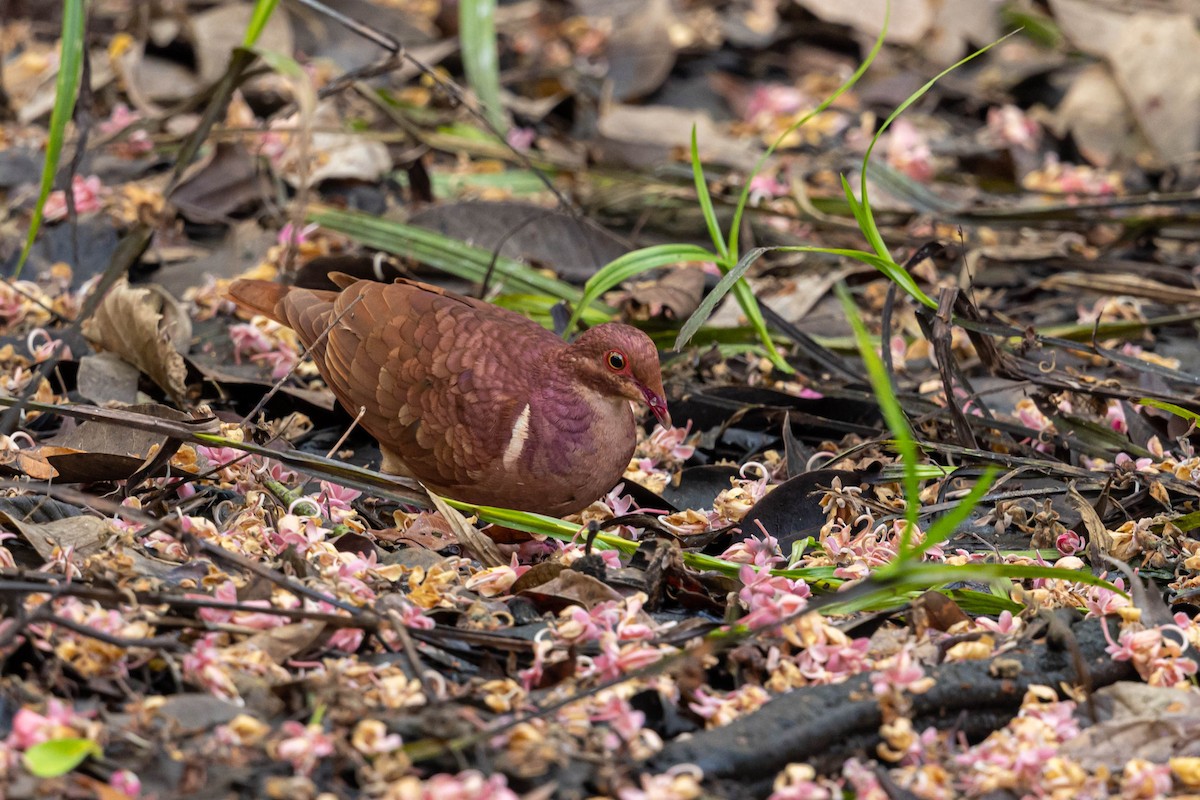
[502,404,532,468]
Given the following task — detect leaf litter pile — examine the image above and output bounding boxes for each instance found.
[5,1,1200,798]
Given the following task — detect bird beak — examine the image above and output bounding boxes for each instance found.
[640,385,672,428]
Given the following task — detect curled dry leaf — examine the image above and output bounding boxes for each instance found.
[82,279,192,402]
[0,447,57,481]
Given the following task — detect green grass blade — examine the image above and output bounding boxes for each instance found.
[691,126,728,260]
[14,0,86,278]
[1137,397,1200,425]
[820,561,1122,614]
[460,0,507,133]
[726,2,889,259]
[675,247,766,349]
[840,174,935,308]
[563,243,718,335]
[243,0,281,47]
[309,206,593,305]
[907,466,997,560]
[836,282,920,554]
[853,32,1017,278]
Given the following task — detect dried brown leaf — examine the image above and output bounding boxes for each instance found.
[82,279,192,402]
[0,513,111,561]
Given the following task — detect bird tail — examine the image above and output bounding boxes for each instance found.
[226,279,288,324]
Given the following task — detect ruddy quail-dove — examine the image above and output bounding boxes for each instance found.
[226,275,670,515]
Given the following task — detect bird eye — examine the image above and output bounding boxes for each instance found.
[605,350,627,371]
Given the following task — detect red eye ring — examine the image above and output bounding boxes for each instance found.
[605,350,627,371]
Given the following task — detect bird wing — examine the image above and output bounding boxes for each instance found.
[280,278,564,488]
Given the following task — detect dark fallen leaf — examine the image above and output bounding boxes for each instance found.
[243,621,327,664]
[740,469,866,548]
[36,402,195,483]
[1,215,120,283]
[909,590,971,634]
[188,317,336,412]
[592,104,759,171]
[153,693,245,735]
[510,561,566,593]
[76,352,141,405]
[1061,682,1200,769]
[661,465,742,511]
[292,253,407,290]
[621,267,706,322]
[578,0,678,100]
[168,142,270,224]
[409,200,628,283]
[670,386,883,439]
[0,495,84,524]
[619,478,678,514]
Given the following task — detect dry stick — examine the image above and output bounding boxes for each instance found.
[43,612,182,651]
[326,406,367,459]
[290,404,369,514]
[385,609,438,696]
[0,396,430,508]
[290,0,625,252]
[0,578,374,629]
[925,287,978,450]
[0,480,372,622]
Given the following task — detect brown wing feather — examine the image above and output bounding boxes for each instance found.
[226,279,294,325]
[264,278,564,491]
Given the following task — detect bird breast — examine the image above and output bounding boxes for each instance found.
[495,384,635,512]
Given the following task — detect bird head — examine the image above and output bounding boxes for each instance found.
[568,323,671,427]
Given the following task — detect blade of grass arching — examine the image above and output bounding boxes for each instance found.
[1171,510,1200,533]
[563,243,718,335]
[840,175,935,309]
[836,282,921,555]
[491,294,612,329]
[309,207,594,304]
[243,0,281,47]
[676,247,767,349]
[890,562,1124,596]
[726,4,889,260]
[1137,397,1200,426]
[459,0,507,133]
[853,32,1017,275]
[14,0,85,278]
[690,127,728,260]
